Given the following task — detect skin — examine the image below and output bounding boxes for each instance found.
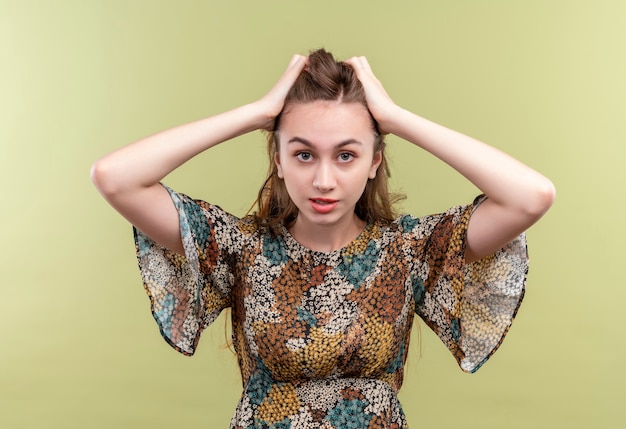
[91,55,309,255]
[345,56,555,261]
[275,101,382,252]
[91,53,555,262]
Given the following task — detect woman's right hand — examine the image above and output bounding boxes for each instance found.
[254,54,308,130]
[91,54,307,254]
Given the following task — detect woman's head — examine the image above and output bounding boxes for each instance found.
[282,49,374,111]
[254,49,401,230]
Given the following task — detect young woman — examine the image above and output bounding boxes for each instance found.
[92,49,555,428]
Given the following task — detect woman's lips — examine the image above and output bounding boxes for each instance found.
[310,198,338,214]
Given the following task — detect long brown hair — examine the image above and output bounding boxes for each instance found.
[252,49,403,230]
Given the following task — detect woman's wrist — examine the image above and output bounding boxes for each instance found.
[241,100,280,132]
[374,104,408,136]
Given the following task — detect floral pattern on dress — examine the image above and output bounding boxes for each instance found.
[134,186,528,428]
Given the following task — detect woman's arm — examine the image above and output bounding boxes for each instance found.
[347,56,555,262]
[91,55,307,254]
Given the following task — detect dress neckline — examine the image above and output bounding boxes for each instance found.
[278,222,375,256]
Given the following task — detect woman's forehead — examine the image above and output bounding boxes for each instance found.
[279,101,374,140]
[282,100,369,118]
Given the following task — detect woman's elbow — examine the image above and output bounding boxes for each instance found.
[526,178,556,219]
[90,158,122,199]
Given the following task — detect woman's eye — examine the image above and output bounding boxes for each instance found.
[296,152,312,161]
[338,152,354,162]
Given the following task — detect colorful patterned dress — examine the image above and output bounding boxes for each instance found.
[134,186,527,429]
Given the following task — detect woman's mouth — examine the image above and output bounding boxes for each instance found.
[310,198,338,214]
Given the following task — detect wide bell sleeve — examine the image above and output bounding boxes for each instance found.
[408,195,528,373]
[133,185,238,356]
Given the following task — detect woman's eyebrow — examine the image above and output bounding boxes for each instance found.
[287,137,363,148]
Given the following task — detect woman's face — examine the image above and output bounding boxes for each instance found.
[275,101,382,232]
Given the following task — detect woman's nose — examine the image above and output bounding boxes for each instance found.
[313,163,336,192]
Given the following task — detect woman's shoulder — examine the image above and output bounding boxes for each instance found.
[382,213,430,237]
[237,214,269,237]
[386,204,471,241]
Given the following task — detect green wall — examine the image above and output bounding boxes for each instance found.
[1,1,623,427]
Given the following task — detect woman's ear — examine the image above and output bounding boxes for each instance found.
[274,153,283,178]
[369,150,383,179]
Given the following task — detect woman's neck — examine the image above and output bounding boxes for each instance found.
[288,214,366,253]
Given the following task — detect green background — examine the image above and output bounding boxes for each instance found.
[1,1,623,428]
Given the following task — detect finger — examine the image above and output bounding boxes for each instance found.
[270,55,306,96]
[357,56,373,73]
[346,56,375,81]
[287,54,308,74]
[345,56,362,70]
[288,54,307,69]
[260,54,307,124]
[347,56,369,68]
[278,54,307,85]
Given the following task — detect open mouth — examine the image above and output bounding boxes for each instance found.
[310,198,338,214]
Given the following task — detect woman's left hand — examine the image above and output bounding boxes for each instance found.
[348,55,555,263]
[345,56,400,134]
